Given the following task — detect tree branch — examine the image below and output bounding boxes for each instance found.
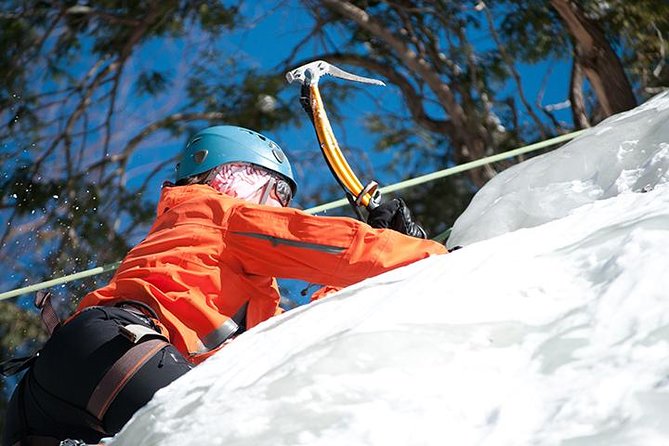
[64,5,142,26]
[478,1,549,137]
[318,0,467,129]
[550,0,637,116]
[569,58,590,129]
[306,52,455,135]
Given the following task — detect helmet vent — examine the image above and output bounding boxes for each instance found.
[193,149,208,164]
[272,147,285,163]
[186,136,202,149]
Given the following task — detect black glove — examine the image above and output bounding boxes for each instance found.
[367,198,427,239]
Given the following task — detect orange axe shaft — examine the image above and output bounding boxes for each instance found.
[286,60,385,210]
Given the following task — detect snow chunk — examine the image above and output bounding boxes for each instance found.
[448,91,669,248]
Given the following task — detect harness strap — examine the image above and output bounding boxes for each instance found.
[0,355,37,377]
[231,301,249,334]
[34,291,60,336]
[16,370,107,443]
[87,338,169,422]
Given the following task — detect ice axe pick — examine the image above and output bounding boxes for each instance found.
[286,60,385,211]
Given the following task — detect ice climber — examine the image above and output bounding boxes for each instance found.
[3,125,448,446]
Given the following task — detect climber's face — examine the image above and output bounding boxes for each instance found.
[206,162,293,208]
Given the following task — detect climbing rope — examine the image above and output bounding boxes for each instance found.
[306,130,586,213]
[0,130,586,301]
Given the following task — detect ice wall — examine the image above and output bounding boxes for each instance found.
[448,91,669,248]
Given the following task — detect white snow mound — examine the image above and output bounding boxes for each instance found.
[111,93,669,446]
[449,90,669,247]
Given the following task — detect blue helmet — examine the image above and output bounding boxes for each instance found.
[176,125,297,194]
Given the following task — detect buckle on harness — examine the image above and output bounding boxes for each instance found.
[0,354,37,376]
[119,324,168,344]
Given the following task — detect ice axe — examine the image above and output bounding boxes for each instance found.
[286,60,385,213]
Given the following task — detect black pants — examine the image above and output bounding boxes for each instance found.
[3,306,192,446]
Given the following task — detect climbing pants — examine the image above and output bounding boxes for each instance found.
[3,306,192,446]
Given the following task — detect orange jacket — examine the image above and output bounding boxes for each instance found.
[79,184,447,363]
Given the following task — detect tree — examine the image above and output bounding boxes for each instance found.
[549,0,637,118]
[299,0,515,189]
[287,0,667,236]
[289,0,562,237]
[0,0,298,418]
[499,0,668,127]
[0,301,45,434]
[0,0,299,301]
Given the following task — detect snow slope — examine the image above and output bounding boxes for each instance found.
[449,91,669,247]
[111,92,669,446]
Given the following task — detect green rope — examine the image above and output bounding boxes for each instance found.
[0,130,585,301]
[0,262,122,301]
[306,130,586,214]
[432,227,452,244]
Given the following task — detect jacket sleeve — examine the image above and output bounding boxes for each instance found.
[223,202,447,288]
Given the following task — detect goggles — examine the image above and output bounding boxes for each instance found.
[206,162,293,207]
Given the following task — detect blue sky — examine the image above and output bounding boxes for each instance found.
[215,2,574,305]
[2,1,576,306]
[122,1,574,205]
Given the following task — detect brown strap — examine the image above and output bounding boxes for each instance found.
[87,338,168,421]
[34,291,60,336]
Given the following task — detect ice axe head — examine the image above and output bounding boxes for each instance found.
[285,59,384,213]
[285,60,385,87]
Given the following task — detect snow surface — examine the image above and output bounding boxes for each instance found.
[449,91,669,247]
[111,92,669,446]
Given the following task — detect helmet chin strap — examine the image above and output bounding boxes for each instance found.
[258,177,275,205]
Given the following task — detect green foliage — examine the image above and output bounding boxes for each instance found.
[0,2,270,415]
[0,3,51,96]
[0,301,44,435]
[499,1,570,63]
[596,0,669,92]
[3,166,59,215]
[498,0,668,98]
[0,303,43,353]
[135,70,170,96]
[196,2,238,32]
[185,56,297,130]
